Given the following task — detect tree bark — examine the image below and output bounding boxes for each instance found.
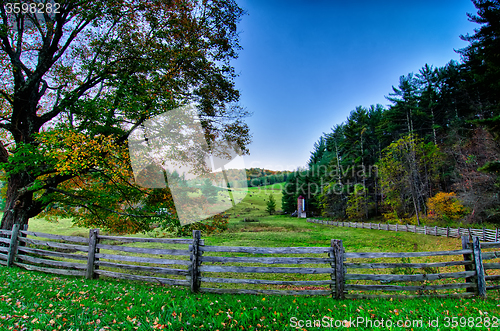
[1,173,34,230]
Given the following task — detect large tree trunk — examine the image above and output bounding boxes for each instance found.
[1,174,34,230]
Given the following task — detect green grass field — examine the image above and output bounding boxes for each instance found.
[3,189,500,329]
[255,182,285,190]
[2,266,499,330]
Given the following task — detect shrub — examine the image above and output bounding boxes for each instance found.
[164,213,229,237]
[346,184,373,220]
[427,192,468,223]
[242,218,260,222]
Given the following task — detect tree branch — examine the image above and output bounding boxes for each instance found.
[0,123,12,133]
[37,75,105,125]
[0,139,10,163]
[0,89,13,105]
[47,187,155,218]
[115,115,147,145]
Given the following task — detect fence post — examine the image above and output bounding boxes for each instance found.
[461,236,474,293]
[190,230,201,293]
[424,225,426,235]
[458,227,461,238]
[20,224,28,241]
[331,239,345,299]
[85,229,99,280]
[435,226,438,236]
[496,228,499,242]
[472,236,486,298]
[6,224,20,267]
[414,224,417,233]
[483,227,486,242]
[447,227,450,237]
[95,230,101,279]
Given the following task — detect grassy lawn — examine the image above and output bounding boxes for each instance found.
[27,217,91,238]
[1,266,500,330]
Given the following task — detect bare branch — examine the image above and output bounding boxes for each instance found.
[0,139,9,163]
[0,123,12,133]
[0,89,13,105]
[38,79,48,98]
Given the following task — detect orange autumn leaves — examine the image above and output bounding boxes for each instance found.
[35,130,152,232]
[37,130,129,178]
[427,192,468,222]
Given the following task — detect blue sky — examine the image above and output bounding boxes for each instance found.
[231,0,478,171]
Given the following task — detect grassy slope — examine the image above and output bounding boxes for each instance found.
[221,185,284,221]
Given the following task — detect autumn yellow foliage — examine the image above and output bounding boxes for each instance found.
[427,192,468,222]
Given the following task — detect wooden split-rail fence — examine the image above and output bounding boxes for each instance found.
[308,218,500,242]
[1,224,500,299]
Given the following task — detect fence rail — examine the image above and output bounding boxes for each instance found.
[2,224,500,299]
[307,218,500,242]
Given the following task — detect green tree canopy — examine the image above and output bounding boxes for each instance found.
[0,0,250,231]
[458,0,500,118]
[377,134,443,224]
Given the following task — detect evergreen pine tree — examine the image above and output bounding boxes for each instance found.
[201,179,219,204]
[267,194,276,215]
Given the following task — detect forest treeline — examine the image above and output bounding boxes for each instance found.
[245,168,291,187]
[201,167,291,188]
[282,0,500,225]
